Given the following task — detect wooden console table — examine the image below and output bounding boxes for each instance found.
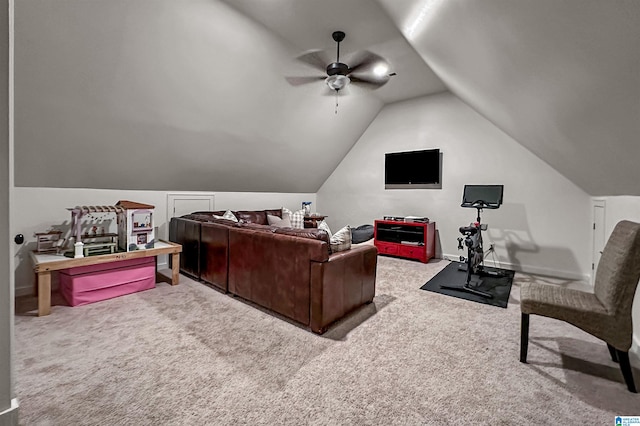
[30,240,182,317]
[304,215,327,228]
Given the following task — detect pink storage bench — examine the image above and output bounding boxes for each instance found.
[59,257,156,307]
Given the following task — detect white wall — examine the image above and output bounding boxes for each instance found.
[317,92,592,279]
[12,187,315,296]
[595,196,640,351]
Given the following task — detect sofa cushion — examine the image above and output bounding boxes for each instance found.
[233,210,266,224]
[274,227,330,244]
[240,222,277,232]
[189,210,225,217]
[267,214,292,228]
[330,225,352,253]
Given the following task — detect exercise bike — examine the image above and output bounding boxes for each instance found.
[440,185,505,299]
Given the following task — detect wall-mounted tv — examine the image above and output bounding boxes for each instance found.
[385,148,441,189]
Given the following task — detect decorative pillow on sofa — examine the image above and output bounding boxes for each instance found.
[351,224,375,244]
[214,210,238,222]
[282,207,305,229]
[317,220,332,238]
[267,214,292,228]
[330,225,351,253]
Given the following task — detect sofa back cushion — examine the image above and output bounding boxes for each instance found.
[274,227,330,244]
[190,211,226,217]
[231,209,283,225]
[233,210,267,224]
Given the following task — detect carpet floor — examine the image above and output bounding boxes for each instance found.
[14,256,640,425]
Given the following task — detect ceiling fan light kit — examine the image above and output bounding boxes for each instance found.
[326,74,350,91]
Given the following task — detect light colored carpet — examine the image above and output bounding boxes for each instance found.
[14,256,639,425]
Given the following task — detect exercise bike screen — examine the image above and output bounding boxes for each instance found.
[462,185,503,209]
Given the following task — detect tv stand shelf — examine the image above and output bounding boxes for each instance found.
[374,220,436,263]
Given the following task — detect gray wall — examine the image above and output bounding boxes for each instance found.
[318,92,592,279]
[1,0,16,422]
[14,0,382,192]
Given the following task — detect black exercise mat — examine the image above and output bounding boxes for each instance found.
[420,262,515,308]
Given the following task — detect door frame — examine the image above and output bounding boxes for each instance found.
[166,192,215,230]
[591,198,606,285]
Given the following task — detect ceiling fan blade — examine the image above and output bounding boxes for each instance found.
[295,49,331,73]
[285,76,326,86]
[347,50,386,74]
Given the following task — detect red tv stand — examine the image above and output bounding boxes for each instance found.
[374,220,436,263]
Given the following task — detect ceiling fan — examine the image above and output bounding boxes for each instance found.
[288,31,396,94]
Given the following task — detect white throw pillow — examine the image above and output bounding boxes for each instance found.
[317,220,332,238]
[267,214,292,228]
[217,210,238,222]
[330,225,351,253]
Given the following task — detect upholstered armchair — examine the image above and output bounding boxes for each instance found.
[520,220,640,392]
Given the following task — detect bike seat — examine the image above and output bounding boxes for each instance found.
[459,226,478,235]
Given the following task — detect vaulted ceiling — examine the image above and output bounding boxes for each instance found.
[14,0,640,196]
[378,0,640,196]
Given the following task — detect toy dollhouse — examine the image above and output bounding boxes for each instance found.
[115,200,155,251]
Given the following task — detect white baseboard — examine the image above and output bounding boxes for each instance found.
[14,286,31,298]
[0,398,19,425]
[633,335,640,359]
[440,253,590,282]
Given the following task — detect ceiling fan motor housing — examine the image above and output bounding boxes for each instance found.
[326,61,349,76]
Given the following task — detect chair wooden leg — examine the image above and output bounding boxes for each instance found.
[520,313,529,363]
[607,344,619,363]
[615,350,637,393]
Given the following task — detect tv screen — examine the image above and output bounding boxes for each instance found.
[385,149,441,189]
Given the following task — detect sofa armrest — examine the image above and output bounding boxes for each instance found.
[200,222,229,292]
[228,227,330,325]
[169,217,201,280]
[309,245,378,333]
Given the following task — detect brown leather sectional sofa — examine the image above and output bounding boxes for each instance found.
[169,209,377,334]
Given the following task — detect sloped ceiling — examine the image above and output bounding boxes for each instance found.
[15,0,638,196]
[378,0,640,196]
[13,0,445,192]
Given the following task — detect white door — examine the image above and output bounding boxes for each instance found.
[167,193,215,220]
[591,200,606,284]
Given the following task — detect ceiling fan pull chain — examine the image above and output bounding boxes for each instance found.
[335,90,339,114]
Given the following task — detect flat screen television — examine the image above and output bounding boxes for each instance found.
[385,148,441,189]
